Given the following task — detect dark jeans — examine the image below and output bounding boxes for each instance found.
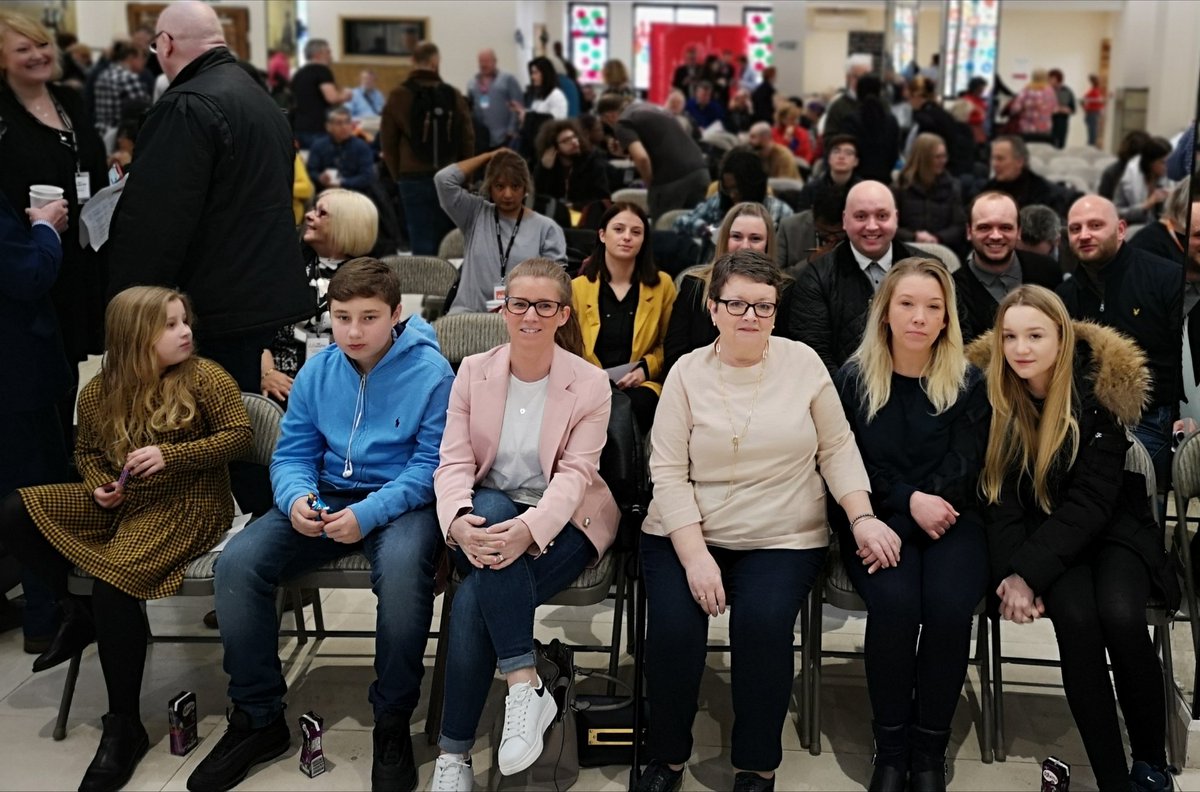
[1132,404,1173,492]
[397,176,455,256]
[214,495,441,726]
[1041,542,1165,791]
[1051,114,1070,149]
[840,515,988,730]
[1085,113,1101,147]
[640,533,825,771]
[438,488,594,754]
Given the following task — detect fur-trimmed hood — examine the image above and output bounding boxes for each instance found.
[965,320,1150,426]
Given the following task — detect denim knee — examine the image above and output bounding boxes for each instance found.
[366,507,440,599]
[214,509,290,596]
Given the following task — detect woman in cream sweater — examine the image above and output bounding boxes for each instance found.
[637,250,888,792]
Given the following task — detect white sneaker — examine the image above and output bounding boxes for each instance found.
[496,680,557,775]
[430,753,474,791]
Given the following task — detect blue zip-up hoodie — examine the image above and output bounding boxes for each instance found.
[270,316,454,535]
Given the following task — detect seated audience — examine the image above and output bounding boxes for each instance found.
[305,106,377,193]
[636,250,874,792]
[347,69,385,118]
[907,75,975,178]
[893,132,966,256]
[684,81,726,131]
[772,103,814,164]
[663,89,698,138]
[787,181,925,373]
[573,203,675,433]
[777,183,853,271]
[956,191,1063,342]
[533,118,612,209]
[602,58,634,98]
[431,258,619,791]
[597,94,710,219]
[796,134,862,212]
[191,260,453,792]
[834,259,989,792]
[973,285,1178,792]
[842,74,901,183]
[1114,136,1174,224]
[673,147,793,239]
[726,88,755,134]
[1,287,251,791]
[749,121,801,180]
[1127,176,1191,265]
[1016,204,1063,261]
[292,150,315,226]
[1098,130,1152,200]
[982,135,1062,214]
[1056,196,1186,485]
[667,202,793,375]
[436,149,567,314]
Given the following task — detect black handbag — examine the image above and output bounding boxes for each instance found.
[573,672,647,767]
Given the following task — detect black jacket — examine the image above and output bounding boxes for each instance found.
[1126,219,1186,266]
[1055,243,1182,410]
[913,101,975,177]
[893,174,967,256]
[108,48,313,339]
[953,250,1062,343]
[841,106,900,183]
[982,168,1063,215]
[533,149,611,206]
[969,322,1179,609]
[786,239,924,374]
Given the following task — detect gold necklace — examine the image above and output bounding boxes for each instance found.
[714,340,768,499]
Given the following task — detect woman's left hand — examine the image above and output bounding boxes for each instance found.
[484,518,535,570]
[616,367,646,390]
[125,445,165,478]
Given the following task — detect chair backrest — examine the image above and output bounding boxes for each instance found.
[1173,430,1200,501]
[769,177,806,193]
[674,263,709,292]
[240,392,284,467]
[611,188,649,213]
[700,129,739,151]
[1054,173,1093,195]
[1125,223,1146,241]
[1091,155,1118,173]
[655,208,690,231]
[1026,141,1057,161]
[1026,155,1046,174]
[906,241,962,273]
[437,228,465,260]
[382,255,459,298]
[778,209,816,269]
[1125,431,1158,524]
[1045,156,1090,173]
[432,312,508,367]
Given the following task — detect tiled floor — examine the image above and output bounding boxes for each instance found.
[2,590,1198,791]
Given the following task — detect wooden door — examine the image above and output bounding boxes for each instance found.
[126,3,250,62]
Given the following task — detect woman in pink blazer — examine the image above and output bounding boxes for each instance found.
[431,258,620,790]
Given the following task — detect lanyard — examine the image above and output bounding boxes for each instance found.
[495,205,523,277]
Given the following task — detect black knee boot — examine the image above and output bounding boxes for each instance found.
[909,725,951,792]
[79,712,149,791]
[32,595,94,672]
[869,722,908,792]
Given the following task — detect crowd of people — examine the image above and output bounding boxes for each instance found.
[0,3,1198,792]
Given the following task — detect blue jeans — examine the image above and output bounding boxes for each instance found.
[214,494,440,727]
[640,534,825,771]
[397,177,455,256]
[1132,404,1173,491]
[438,488,595,754]
[1085,112,1100,147]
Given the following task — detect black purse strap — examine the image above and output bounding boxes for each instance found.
[570,668,633,712]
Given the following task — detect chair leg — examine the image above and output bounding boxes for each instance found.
[290,587,307,640]
[1175,518,1200,719]
[1157,623,1181,768]
[630,571,647,789]
[990,616,1006,762]
[310,588,326,639]
[796,588,811,749]
[976,612,994,764]
[809,585,823,757]
[53,652,83,741]
[608,569,626,694]
[425,588,454,745]
[625,568,637,656]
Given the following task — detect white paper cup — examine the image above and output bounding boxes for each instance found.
[29,184,64,209]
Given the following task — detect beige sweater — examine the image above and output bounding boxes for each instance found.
[642,337,870,550]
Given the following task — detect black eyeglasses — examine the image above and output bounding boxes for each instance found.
[504,296,565,318]
[714,297,777,318]
[148,30,173,55]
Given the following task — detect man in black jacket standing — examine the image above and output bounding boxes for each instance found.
[787,180,923,373]
[1057,195,1187,483]
[107,0,313,393]
[955,191,1062,342]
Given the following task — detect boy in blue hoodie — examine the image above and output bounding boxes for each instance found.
[191,259,454,792]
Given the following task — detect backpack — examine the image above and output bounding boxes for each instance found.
[405,78,461,169]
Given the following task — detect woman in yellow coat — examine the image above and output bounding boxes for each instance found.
[571,201,676,433]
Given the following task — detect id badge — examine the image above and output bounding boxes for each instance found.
[305,333,330,361]
[74,171,91,203]
[479,94,490,110]
[493,282,507,301]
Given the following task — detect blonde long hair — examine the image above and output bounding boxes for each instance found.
[980,285,1079,513]
[96,287,200,468]
[689,202,780,305]
[848,258,966,422]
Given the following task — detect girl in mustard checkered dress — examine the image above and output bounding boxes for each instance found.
[0,286,251,791]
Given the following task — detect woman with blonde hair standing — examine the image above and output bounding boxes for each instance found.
[834,258,989,791]
[971,285,1177,792]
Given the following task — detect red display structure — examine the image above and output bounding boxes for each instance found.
[648,23,747,105]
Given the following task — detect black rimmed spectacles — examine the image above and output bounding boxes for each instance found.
[148,30,174,55]
[504,297,566,318]
[713,298,777,318]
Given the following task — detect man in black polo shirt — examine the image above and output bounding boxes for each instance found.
[1057,195,1186,483]
[955,191,1062,342]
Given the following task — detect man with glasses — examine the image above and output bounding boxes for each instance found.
[108,0,313,394]
[796,134,862,212]
[533,118,611,210]
[305,106,376,193]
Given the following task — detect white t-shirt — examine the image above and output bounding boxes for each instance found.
[531,88,568,120]
[480,374,550,504]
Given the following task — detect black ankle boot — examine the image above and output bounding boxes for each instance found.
[869,722,908,792]
[78,713,149,792]
[33,596,94,673]
[909,725,951,792]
